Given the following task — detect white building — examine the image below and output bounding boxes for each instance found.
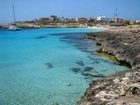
[136,20,140,23]
[96,16,112,22]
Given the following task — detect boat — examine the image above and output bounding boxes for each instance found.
[8,24,20,31]
[8,3,20,31]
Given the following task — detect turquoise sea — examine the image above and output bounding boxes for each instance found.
[0,28,128,105]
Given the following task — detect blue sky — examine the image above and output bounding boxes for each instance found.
[0,0,140,23]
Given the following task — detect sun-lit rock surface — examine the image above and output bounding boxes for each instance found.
[78,29,140,105]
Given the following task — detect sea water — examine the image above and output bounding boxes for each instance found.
[0,28,128,105]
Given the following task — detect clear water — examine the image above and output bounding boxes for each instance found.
[0,28,128,105]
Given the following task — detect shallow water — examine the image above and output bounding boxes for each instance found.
[0,28,128,105]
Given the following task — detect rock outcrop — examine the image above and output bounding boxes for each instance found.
[78,29,140,105]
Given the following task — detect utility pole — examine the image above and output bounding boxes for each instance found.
[114,8,120,18]
[13,3,16,24]
[113,8,120,23]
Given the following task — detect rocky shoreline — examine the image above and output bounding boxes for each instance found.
[78,29,140,105]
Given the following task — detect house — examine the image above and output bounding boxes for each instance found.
[49,15,58,21]
[75,18,88,23]
[96,16,111,21]
[136,20,140,24]
[59,17,66,22]
[39,18,49,21]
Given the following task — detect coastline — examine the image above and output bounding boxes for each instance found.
[78,29,140,105]
[0,23,88,29]
[1,23,140,31]
[1,24,140,104]
[87,26,108,30]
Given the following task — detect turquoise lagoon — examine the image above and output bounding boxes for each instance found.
[0,28,128,105]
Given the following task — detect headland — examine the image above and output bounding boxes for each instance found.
[78,28,140,105]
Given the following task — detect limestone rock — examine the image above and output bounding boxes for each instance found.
[78,30,140,105]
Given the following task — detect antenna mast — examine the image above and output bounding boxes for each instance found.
[114,8,120,18]
[13,3,16,24]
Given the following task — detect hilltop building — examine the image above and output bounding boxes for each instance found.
[50,15,58,21]
[96,16,112,22]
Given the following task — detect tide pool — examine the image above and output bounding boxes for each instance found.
[0,28,128,105]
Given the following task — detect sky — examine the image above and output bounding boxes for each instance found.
[0,0,140,23]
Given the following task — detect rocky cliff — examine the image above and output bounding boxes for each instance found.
[78,30,140,105]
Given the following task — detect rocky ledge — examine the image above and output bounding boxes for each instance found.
[78,29,140,105]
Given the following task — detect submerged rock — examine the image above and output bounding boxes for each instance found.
[82,70,105,78]
[92,61,100,64]
[45,63,53,69]
[35,36,47,39]
[66,83,72,87]
[84,67,94,71]
[76,61,85,66]
[84,33,96,40]
[70,67,81,74]
[52,102,59,105]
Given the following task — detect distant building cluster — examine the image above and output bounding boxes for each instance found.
[16,15,140,26]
